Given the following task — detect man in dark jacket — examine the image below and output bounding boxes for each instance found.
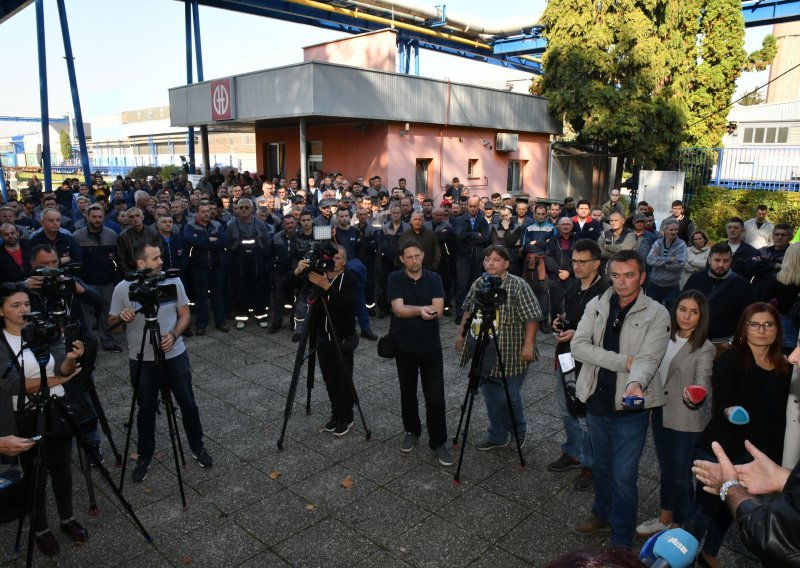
[72,204,121,352]
[184,203,229,334]
[116,207,160,273]
[545,218,577,322]
[452,196,490,322]
[0,223,31,284]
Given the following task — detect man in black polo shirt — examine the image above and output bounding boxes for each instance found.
[387,240,452,466]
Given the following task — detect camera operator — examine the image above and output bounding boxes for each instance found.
[108,243,213,482]
[0,282,86,556]
[455,245,542,451]
[291,244,359,436]
[288,210,316,342]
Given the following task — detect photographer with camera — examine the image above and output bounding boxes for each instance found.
[108,243,212,482]
[291,244,359,436]
[455,245,542,451]
[0,282,87,556]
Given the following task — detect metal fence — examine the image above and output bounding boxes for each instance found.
[676,146,800,197]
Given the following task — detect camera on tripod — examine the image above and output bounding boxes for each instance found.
[125,269,179,315]
[21,312,61,347]
[473,274,507,309]
[31,264,79,300]
[302,226,337,275]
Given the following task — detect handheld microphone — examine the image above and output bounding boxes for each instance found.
[728,406,750,425]
[651,528,699,568]
[638,530,664,566]
[622,395,645,410]
[685,385,707,406]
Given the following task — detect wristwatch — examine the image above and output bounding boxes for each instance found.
[720,479,741,502]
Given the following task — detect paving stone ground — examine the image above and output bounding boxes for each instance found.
[0,316,761,567]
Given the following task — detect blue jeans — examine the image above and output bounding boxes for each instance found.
[587,410,650,547]
[555,368,592,467]
[129,352,205,460]
[650,407,700,524]
[646,282,680,311]
[480,373,527,443]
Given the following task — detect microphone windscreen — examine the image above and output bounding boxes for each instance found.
[638,530,664,566]
[729,406,750,425]
[686,385,707,405]
[653,528,699,568]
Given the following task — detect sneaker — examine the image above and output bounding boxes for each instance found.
[131,458,152,483]
[182,328,194,338]
[360,330,378,341]
[236,320,246,330]
[333,420,352,437]
[400,432,418,453]
[476,437,509,451]
[574,515,611,535]
[573,467,593,491]
[323,417,337,432]
[192,448,213,468]
[35,530,60,556]
[60,519,88,544]
[433,444,454,466]
[546,453,582,472]
[509,433,527,451]
[636,517,671,538]
[216,324,230,333]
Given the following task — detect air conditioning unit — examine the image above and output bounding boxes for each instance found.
[496,133,518,152]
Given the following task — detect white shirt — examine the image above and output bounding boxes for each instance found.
[4,330,62,408]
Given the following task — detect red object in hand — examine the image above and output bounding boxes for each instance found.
[686,385,707,405]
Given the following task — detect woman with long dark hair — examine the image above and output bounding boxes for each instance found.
[0,282,86,557]
[636,290,716,537]
[684,302,791,568]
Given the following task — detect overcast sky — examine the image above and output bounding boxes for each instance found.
[0,0,770,121]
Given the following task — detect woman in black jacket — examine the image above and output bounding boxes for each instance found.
[684,302,791,568]
[0,282,86,557]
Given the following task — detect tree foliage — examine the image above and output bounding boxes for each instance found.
[743,34,777,72]
[538,0,750,164]
[59,130,72,163]
[739,90,766,106]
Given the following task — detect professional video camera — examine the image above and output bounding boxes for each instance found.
[31,264,79,300]
[21,312,61,348]
[125,268,179,315]
[302,226,337,275]
[473,274,507,310]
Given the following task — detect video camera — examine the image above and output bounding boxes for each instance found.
[21,311,61,349]
[125,268,180,315]
[302,226,337,275]
[473,273,507,310]
[31,264,79,301]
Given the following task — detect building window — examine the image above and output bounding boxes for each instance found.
[467,158,479,179]
[507,160,526,193]
[307,140,323,180]
[267,142,285,179]
[743,126,792,145]
[416,159,431,196]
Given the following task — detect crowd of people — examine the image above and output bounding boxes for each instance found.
[1,168,799,565]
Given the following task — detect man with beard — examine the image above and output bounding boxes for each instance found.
[0,223,31,283]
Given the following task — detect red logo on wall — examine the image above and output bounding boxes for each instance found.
[211,79,234,121]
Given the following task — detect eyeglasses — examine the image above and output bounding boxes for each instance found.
[571,259,598,266]
[612,311,626,334]
[746,321,776,331]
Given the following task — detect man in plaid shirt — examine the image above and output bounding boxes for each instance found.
[455,245,542,451]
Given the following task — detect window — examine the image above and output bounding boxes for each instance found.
[507,160,526,193]
[742,126,793,145]
[415,159,431,196]
[754,128,765,143]
[307,140,323,179]
[266,142,285,179]
[743,128,753,143]
[467,158,479,178]
[778,127,789,143]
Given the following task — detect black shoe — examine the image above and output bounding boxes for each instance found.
[35,531,60,556]
[547,453,582,472]
[268,325,281,334]
[367,307,376,317]
[195,327,206,336]
[191,448,213,468]
[291,333,301,343]
[216,324,230,333]
[323,417,337,432]
[182,328,194,338]
[360,330,378,341]
[573,468,592,491]
[333,420,352,437]
[60,519,88,544]
[103,344,123,353]
[131,458,152,483]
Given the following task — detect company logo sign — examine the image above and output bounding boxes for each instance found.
[211,79,235,121]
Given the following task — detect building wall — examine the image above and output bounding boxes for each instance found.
[255,121,550,201]
[767,22,800,104]
[303,29,397,72]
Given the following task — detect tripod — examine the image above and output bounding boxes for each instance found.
[452,311,526,483]
[15,343,151,568]
[277,285,371,450]
[120,311,188,509]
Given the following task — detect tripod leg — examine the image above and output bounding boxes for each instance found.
[77,445,99,517]
[120,330,149,492]
[490,330,526,469]
[454,390,477,483]
[305,308,317,415]
[87,383,123,466]
[452,321,487,446]
[451,387,471,447]
[277,303,315,450]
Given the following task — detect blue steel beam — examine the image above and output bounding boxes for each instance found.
[492,36,547,56]
[0,116,70,123]
[185,0,195,169]
[35,0,51,192]
[56,0,92,187]
[742,0,800,27]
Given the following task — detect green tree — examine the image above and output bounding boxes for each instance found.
[59,130,72,163]
[743,34,776,72]
[739,90,766,106]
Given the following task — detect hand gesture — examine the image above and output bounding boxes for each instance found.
[736,440,791,495]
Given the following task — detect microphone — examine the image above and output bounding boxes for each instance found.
[728,406,750,425]
[651,528,699,568]
[638,530,663,566]
[685,385,707,406]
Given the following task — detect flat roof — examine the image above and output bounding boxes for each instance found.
[168,61,561,135]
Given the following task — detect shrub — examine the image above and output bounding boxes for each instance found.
[127,166,161,180]
[690,186,800,242]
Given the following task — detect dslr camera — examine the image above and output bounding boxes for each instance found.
[474,274,507,310]
[125,269,179,315]
[302,226,337,275]
[21,312,60,347]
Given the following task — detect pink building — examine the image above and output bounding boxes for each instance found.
[169,30,560,202]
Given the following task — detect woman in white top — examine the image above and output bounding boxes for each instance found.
[636,290,716,537]
[681,230,711,288]
[0,282,86,557]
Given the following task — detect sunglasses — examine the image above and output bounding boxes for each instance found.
[612,311,626,334]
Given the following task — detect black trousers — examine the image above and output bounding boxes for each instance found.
[317,337,355,422]
[395,350,447,448]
